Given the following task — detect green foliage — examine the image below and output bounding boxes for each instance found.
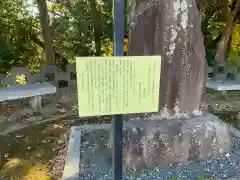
[228,25,240,67]
[0,0,116,74]
[1,0,240,74]
[0,0,43,73]
[48,0,114,58]
[231,25,240,52]
[206,48,216,66]
[203,0,240,68]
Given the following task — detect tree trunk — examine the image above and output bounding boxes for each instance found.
[196,0,207,22]
[213,13,234,75]
[225,32,233,61]
[37,0,55,65]
[90,0,102,56]
[212,0,239,76]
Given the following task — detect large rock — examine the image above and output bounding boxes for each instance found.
[122,114,231,170]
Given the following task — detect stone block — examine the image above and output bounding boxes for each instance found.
[66,64,77,86]
[40,65,57,83]
[207,66,213,74]
[11,67,32,84]
[56,72,69,81]
[11,67,30,75]
[0,74,4,81]
[55,72,69,88]
[122,114,231,169]
[236,73,240,82]
[30,73,43,83]
[0,76,15,86]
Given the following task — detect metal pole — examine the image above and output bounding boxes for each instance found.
[112,0,124,179]
[113,0,124,56]
[113,114,123,180]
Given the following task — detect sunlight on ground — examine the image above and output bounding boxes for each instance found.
[0,121,65,179]
[1,157,50,180]
[4,158,23,169]
[21,163,50,180]
[0,91,239,179]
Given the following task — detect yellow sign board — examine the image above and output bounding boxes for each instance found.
[76,56,161,117]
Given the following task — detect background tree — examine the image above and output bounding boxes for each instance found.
[1,0,240,78]
[37,0,55,65]
[202,0,240,76]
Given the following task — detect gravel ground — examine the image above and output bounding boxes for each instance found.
[78,126,240,180]
[79,144,240,180]
[23,90,240,180]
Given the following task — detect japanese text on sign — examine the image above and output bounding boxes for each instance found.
[76,56,161,117]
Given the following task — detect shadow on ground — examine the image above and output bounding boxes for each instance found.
[1,90,240,179]
[0,115,112,180]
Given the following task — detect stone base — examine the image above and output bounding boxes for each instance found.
[63,114,240,179]
[122,114,231,170]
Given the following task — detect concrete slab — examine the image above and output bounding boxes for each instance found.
[62,124,111,180]
[0,82,56,102]
[206,80,240,91]
[63,114,240,179]
[62,126,82,180]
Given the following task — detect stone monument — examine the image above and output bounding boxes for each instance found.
[121,0,232,171]
[128,0,206,114]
